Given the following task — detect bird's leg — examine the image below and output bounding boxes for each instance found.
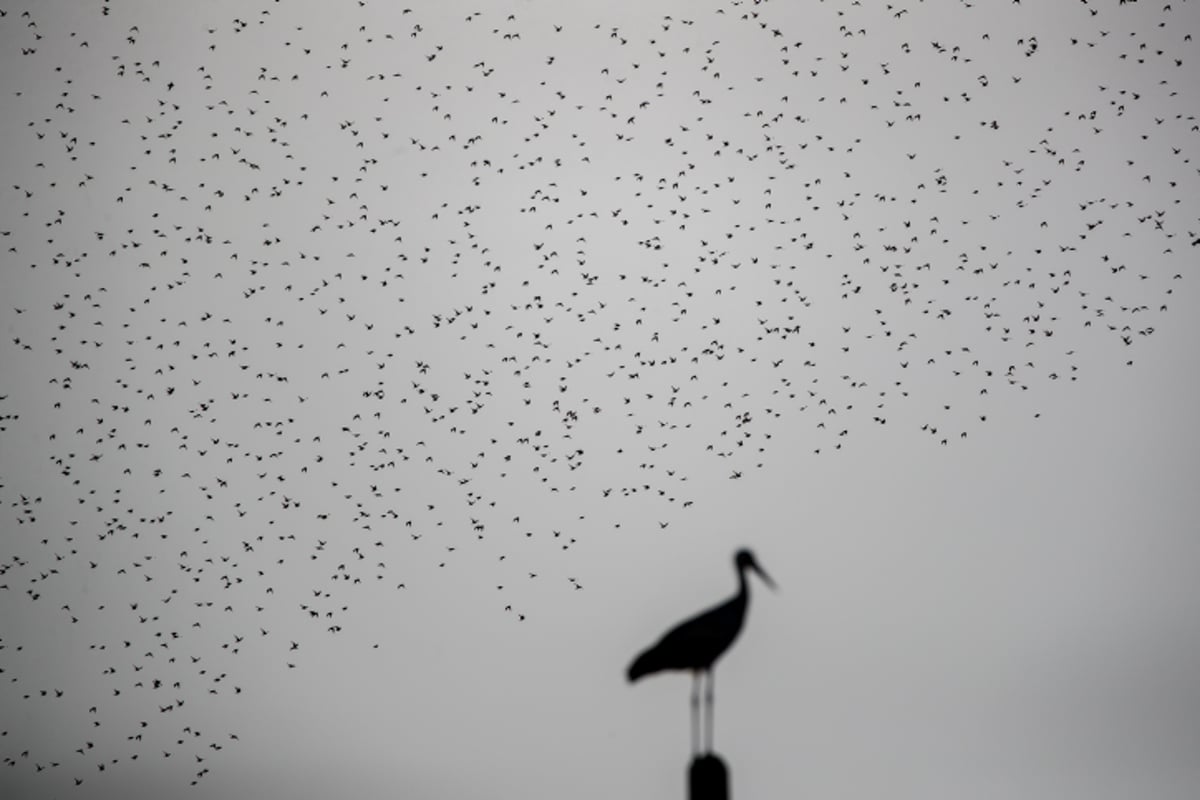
[690,671,701,757]
[705,669,715,755]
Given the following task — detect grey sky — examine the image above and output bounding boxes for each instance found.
[2,1,1199,798]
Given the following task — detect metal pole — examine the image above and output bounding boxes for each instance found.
[688,753,729,800]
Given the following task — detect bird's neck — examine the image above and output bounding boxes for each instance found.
[736,567,749,602]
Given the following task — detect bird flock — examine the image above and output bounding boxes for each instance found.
[1,0,1196,793]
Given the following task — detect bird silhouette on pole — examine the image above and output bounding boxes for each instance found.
[628,549,775,756]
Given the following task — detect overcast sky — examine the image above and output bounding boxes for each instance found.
[2,1,1199,798]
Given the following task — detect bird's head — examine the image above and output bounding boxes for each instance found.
[735,549,775,590]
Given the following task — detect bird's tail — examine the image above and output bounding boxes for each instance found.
[627,648,661,682]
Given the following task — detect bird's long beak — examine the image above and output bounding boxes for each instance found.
[752,562,776,591]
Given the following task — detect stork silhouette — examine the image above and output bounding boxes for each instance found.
[628,549,774,755]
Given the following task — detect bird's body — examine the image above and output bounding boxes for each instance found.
[627,549,774,754]
[627,575,750,680]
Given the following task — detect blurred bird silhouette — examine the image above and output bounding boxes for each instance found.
[628,549,774,755]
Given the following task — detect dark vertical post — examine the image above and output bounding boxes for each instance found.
[688,753,729,800]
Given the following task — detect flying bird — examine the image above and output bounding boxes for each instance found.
[628,549,775,755]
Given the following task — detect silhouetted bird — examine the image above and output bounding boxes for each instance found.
[628,549,774,754]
